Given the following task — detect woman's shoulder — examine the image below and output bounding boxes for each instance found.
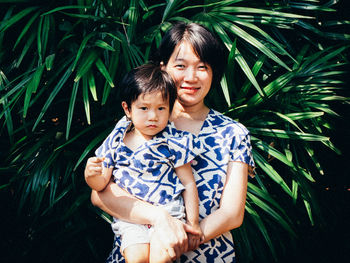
[207,109,250,135]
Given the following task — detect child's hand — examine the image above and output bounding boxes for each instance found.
[187,224,204,252]
[84,157,104,178]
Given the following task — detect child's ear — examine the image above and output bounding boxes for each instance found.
[121,101,131,118]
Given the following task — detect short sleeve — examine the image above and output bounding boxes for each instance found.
[230,126,255,177]
[95,116,129,168]
[167,132,203,168]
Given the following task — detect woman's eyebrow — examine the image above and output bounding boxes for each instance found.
[174,57,185,61]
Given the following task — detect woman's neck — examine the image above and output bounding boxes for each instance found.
[171,100,209,121]
[170,101,210,135]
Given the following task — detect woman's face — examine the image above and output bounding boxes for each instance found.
[163,41,213,108]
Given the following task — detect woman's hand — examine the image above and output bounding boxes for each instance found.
[151,210,201,260]
[91,181,200,259]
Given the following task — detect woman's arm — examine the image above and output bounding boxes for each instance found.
[90,179,200,259]
[91,180,167,225]
[199,161,248,243]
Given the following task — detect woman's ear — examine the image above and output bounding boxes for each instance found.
[121,101,131,119]
[160,61,165,70]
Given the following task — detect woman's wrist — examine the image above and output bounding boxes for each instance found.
[148,206,170,226]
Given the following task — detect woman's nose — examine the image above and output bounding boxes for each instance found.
[183,68,197,82]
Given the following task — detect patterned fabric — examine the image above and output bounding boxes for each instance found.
[95,116,202,205]
[101,109,255,263]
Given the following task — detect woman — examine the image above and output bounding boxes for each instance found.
[85,22,255,262]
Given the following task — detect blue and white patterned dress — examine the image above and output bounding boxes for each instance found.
[100,109,255,263]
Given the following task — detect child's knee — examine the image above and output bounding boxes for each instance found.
[124,243,150,263]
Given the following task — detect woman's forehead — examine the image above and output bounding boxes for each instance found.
[171,41,201,62]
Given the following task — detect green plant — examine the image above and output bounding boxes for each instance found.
[0,1,349,262]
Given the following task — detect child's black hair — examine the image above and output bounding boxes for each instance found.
[120,63,177,112]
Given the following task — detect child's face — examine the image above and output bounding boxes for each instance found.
[122,91,170,140]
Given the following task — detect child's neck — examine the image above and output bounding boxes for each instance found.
[123,129,152,152]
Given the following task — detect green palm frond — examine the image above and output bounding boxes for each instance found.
[0,1,348,262]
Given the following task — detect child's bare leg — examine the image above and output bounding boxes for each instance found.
[123,243,150,263]
[149,234,173,263]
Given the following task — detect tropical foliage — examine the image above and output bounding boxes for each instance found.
[0,0,349,262]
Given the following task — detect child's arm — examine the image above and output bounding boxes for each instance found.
[84,157,113,191]
[175,162,203,250]
[175,162,199,226]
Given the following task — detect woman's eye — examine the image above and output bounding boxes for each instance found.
[159,107,166,111]
[175,64,185,69]
[198,65,207,70]
[140,107,147,110]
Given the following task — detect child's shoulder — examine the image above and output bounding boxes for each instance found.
[160,121,186,138]
[105,116,131,146]
[156,122,201,152]
[112,116,130,131]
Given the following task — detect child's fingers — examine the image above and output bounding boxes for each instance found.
[188,237,194,251]
[88,157,105,163]
[87,157,104,169]
[195,238,201,248]
[91,166,102,172]
[86,161,103,170]
[85,162,103,177]
[188,235,200,251]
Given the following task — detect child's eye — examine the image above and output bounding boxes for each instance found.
[158,107,166,110]
[140,107,147,110]
[198,64,208,70]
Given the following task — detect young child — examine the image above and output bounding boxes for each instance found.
[85,64,203,263]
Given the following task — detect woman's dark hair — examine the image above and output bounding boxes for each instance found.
[152,22,227,88]
[120,63,177,112]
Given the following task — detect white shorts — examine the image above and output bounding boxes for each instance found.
[111,198,185,253]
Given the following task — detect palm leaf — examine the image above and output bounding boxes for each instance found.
[0,1,348,262]
[32,63,73,131]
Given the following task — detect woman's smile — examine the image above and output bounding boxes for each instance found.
[181,86,200,93]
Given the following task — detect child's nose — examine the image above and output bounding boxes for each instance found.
[148,110,158,120]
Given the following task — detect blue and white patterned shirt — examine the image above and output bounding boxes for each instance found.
[95,116,202,205]
[101,109,255,263]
